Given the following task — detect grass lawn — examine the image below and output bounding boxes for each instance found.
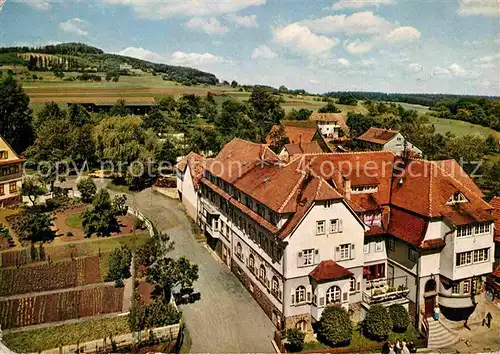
[302,326,421,353]
[429,116,500,139]
[3,315,130,352]
[65,212,83,228]
[106,181,133,194]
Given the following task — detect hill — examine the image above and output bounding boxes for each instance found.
[0,42,219,85]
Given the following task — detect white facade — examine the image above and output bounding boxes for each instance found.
[382,132,422,156]
[176,164,198,219]
[317,122,341,139]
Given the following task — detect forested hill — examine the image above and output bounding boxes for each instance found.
[0,42,219,85]
[324,91,498,107]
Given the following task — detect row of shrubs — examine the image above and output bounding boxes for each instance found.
[286,304,410,352]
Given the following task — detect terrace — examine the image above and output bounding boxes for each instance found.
[362,275,409,305]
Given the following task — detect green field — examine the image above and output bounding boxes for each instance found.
[429,116,500,139]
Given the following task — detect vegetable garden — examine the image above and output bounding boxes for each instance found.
[0,284,123,329]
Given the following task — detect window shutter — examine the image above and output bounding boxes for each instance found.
[343,291,348,302]
[306,285,312,302]
[297,252,303,267]
[291,292,295,305]
[339,219,343,232]
[357,282,361,291]
[335,247,340,261]
[307,291,311,302]
[350,244,355,260]
[279,290,282,300]
[314,249,320,264]
[319,297,325,306]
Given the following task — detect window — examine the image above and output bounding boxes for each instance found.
[326,286,341,304]
[350,277,356,292]
[316,220,325,235]
[457,225,473,237]
[302,249,314,266]
[388,237,395,251]
[0,184,4,196]
[0,151,8,159]
[447,191,467,205]
[340,244,350,260]
[456,248,488,266]
[248,254,255,271]
[329,219,339,233]
[475,223,490,235]
[452,283,460,294]
[409,248,418,262]
[236,242,242,257]
[272,276,279,293]
[364,243,370,254]
[295,286,306,303]
[375,240,384,252]
[364,263,385,280]
[9,182,16,194]
[324,200,332,208]
[462,280,470,294]
[259,265,266,281]
[295,320,307,332]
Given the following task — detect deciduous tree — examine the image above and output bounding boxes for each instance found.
[77,177,97,203]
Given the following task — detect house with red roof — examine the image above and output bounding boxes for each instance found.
[181,138,494,337]
[175,152,205,219]
[0,136,25,207]
[357,127,422,156]
[309,112,348,140]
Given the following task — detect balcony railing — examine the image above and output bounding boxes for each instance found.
[363,276,409,304]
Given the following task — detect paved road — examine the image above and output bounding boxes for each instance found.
[59,179,276,353]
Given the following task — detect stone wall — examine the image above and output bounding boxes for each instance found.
[284,313,313,333]
[231,262,283,328]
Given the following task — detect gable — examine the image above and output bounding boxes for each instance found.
[0,136,22,162]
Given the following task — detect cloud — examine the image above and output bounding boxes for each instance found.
[407,62,424,72]
[457,0,500,17]
[185,17,228,35]
[102,0,266,20]
[170,51,232,66]
[116,47,166,63]
[332,0,395,10]
[12,0,51,11]
[338,58,351,66]
[343,39,375,54]
[302,11,392,35]
[251,44,278,59]
[385,26,421,42]
[360,58,376,66]
[432,63,472,77]
[309,79,320,84]
[226,14,258,28]
[472,53,500,69]
[59,18,89,36]
[273,23,337,55]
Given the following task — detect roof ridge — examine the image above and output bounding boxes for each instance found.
[299,150,396,156]
[428,165,434,216]
[278,171,307,213]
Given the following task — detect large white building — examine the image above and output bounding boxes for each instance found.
[357,127,422,156]
[176,138,494,334]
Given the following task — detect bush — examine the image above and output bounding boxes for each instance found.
[77,177,97,203]
[285,328,305,352]
[388,304,410,332]
[115,279,124,288]
[318,306,352,346]
[363,305,392,341]
[106,245,132,281]
[132,301,181,331]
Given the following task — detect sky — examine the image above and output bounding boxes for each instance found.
[0,0,499,95]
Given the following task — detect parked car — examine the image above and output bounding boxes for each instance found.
[485,266,500,302]
[88,170,116,179]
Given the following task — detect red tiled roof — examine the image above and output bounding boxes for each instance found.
[491,196,500,243]
[309,260,353,282]
[388,208,428,247]
[357,127,399,145]
[284,142,323,156]
[391,158,493,223]
[175,152,205,189]
[309,113,348,130]
[437,160,484,197]
[266,125,317,145]
[420,238,446,250]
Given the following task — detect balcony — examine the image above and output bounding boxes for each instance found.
[363,276,409,305]
[438,294,474,309]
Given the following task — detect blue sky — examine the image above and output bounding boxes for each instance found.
[1,0,499,95]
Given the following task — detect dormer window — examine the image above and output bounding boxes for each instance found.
[351,185,378,194]
[447,191,468,205]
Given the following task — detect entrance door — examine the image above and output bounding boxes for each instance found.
[424,296,435,318]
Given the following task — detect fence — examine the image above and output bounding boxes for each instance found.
[128,208,155,238]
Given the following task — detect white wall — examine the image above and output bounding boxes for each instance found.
[283,199,365,279]
[180,165,198,219]
[363,237,387,264]
[383,133,422,156]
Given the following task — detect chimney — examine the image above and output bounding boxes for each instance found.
[344,178,351,200]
